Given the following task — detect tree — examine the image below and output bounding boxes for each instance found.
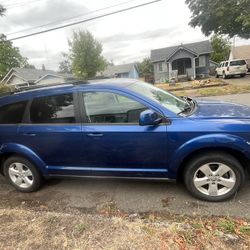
[0,4,6,16]
[186,0,250,39]
[0,34,28,79]
[137,58,153,77]
[58,52,72,74]
[63,30,107,79]
[210,34,231,63]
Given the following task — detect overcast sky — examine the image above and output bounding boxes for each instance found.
[1,0,249,70]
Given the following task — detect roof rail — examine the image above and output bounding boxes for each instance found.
[0,80,88,98]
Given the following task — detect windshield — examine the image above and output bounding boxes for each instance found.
[126,81,187,114]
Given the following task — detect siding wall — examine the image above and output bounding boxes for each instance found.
[153,62,169,82]
[7,76,28,85]
[128,66,139,79]
[195,55,210,76]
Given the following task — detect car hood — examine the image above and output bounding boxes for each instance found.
[190,99,250,119]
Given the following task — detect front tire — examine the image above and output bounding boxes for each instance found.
[215,72,219,78]
[184,152,245,201]
[3,156,43,192]
[222,72,227,79]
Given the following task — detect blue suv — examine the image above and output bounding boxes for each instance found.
[0,79,249,201]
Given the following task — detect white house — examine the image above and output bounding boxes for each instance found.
[229,45,250,71]
[1,68,75,87]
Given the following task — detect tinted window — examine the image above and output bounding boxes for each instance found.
[83,92,147,124]
[30,94,75,123]
[0,101,27,124]
[230,60,246,66]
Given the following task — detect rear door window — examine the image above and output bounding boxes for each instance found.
[30,94,75,123]
[0,101,27,124]
[230,60,246,66]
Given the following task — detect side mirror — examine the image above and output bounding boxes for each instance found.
[139,109,162,126]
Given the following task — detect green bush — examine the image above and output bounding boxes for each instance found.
[0,83,13,94]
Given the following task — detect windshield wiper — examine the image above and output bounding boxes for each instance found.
[178,96,196,115]
[177,104,192,115]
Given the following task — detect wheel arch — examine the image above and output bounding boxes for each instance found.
[168,133,250,180]
[0,143,48,176]
[176,146,250,181]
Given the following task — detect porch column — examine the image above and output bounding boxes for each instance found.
[168,62,172,80]
[192,58,196,79]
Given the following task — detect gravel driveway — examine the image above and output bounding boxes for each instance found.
[218,73,250,85]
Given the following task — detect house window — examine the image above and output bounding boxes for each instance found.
[195,58,199,67]
[158,62,163,72]
[199,55,206,67]
[195,56,206,67]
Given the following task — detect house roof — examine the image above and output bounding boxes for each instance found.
[35,73,75,83]
[151,40,213,62]
[97,63,137,77]
[231,45,250,60]
[2,67,74,84]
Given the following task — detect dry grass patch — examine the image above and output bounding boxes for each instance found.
[172,84,250,97]
[0,208,250,250]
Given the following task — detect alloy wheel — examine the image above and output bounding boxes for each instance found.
[193,162,236,197]
[8,162,34,189]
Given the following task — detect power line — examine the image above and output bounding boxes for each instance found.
[7,0,161,41]
[2,0,43,8]
[7,0,137,36]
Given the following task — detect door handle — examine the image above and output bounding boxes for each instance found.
[87,133,103,137]
[22,133,36,136]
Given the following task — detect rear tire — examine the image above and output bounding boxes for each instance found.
[184,152,245,202]
[3,156,43,192]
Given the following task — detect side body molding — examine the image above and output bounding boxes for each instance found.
[0,143,48,175]
[168,133,250,176]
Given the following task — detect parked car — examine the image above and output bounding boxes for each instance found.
[215,59,248,79]
[0,80,249,201]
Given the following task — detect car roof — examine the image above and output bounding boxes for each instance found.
[0,78,140,105]
[229,59,246,62]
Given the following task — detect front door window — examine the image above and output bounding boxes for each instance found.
[83,92,147,124]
